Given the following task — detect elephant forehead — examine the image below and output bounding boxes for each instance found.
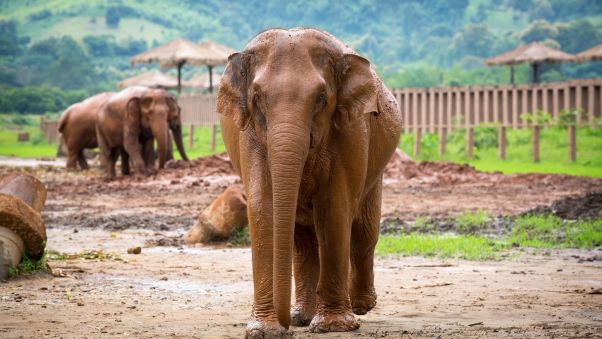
[246,28,345,61]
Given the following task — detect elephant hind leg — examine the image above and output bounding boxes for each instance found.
[66,149,78,171]
[120,148,130,175]
[349,179,381,315]
[291,223,319,327]
[77,150,89,170]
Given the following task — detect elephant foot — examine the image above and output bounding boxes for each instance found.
[351,293,377,315]
[246,318,290,339]
[308,311,359,333]
[290,304,315,327]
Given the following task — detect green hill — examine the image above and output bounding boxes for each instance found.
[0,0,601,110]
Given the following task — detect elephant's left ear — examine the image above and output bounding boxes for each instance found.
[336,54,379,127]
[166,96,180,122]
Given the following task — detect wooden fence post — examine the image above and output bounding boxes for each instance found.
[188,125,195,148]
[531,125,540,162]
[211,124,217,152]
[568,125,576,162]
[466,127,474,159]
[498,126,506,160]
[438,128,446,156]
[413,128,422,157]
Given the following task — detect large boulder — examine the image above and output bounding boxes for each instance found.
[184,186,248,244]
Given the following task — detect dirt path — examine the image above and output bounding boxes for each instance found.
[1,159,602,338]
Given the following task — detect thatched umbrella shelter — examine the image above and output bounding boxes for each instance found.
[117,70,182,89]
[486,42,574,83]
[574,43,602,63]
[131,38,210,93]
[187,73,222,91]
[197,40,236,93]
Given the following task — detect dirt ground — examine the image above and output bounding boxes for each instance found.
[1,155,602,338]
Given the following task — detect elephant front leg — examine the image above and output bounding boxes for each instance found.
[96,127,116,178]
[142,138,156,173]
[120,148,130,176]
[123,136,148,176]
[310,181,359,333]
[291,223,319,326]
[77,150,89,170]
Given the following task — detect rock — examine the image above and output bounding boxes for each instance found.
[127,247,142,254]
[184,186,248,244]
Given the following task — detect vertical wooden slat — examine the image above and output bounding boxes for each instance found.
[588,85,595,126]
[403,90,410,134]
[575,84,582,125]
[493,88,499,124]
[483,89,489,124]
[421,90,428,132]
[465,88,471,128]
[412,90,418,135]
[512,87,519,128]
[522,87,529,127]
[542,86,549,115]
[188,125,194,148]
[552,86,559,118]
[211,124,217,151]
[474,88,481,126]
[429,89,435,133]
[502,87,509,127]
[466,127,474,159]
[413,128,421,157]
[456,89,462,130]
[438,129,446,156]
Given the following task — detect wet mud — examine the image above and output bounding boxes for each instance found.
[0,156,601,338]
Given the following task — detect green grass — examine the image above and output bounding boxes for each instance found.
[377,213,602,260]
[377,233,503,261]
[8,252,48,278]
[401,127,602,178]
[0,114,225,159]
[38,16,176,43]
[454,209,490,232]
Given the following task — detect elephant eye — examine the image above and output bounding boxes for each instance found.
[314,92,327,112]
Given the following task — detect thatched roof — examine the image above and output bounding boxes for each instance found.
[486,42,574,66]
[574,43,602,62]
[131,38,215,67]
[117,71,181,89]
[197,40,237,66]
[188,73,222,89]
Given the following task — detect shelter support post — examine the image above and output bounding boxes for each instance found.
[466,127,474,160]
[498,126,506,160]
[568,125,576,162]
[531,125,540,162]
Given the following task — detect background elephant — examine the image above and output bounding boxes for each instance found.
[217,28,402,337]
[96,86,188,178]
[58,92,116,170]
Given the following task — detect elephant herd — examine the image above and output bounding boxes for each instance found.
[58,86,188,177]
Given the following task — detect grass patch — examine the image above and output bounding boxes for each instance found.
[228,225,250,246]
[509,214,602,249]
[377,233,503,261]
[454,209,490,233]
[400,127,602,178]
[377,212,602,261]
[8,252,48,278]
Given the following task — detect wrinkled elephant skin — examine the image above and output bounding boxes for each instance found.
[216,28,402,337]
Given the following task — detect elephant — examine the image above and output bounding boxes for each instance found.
[96,86,188,178]
[58,92,116,170]
[216,28,402,337]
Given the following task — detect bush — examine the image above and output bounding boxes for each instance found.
[0,86,87,115]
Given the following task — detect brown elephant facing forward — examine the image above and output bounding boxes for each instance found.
[58,92,116,170]
[96,86,188,178]
[217,28,402,337]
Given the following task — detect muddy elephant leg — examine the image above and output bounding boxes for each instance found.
[120,148,130,176]
[142,139,156,173]
[350,179,381,315]
[123,137,148,176]
[310,176,359,333]
[291,223,319,327]
[77,150,89,170]
[96,128,116,178]
[66,149,78,171]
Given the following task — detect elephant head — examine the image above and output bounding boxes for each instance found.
[216,28,379,329]
[125,88,188,170]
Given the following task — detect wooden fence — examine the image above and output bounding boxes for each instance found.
[392,78,602,161]
[40,117,60,143]
[177,93,220,150]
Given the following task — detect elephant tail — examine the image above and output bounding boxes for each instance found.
[58,107,71,133]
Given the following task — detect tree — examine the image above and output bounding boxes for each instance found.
[0,20,19,56]
[452,23,496,59]
[106,7,121,28]
[519,20,557,43]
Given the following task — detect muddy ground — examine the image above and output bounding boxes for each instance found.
[1,155,602,338]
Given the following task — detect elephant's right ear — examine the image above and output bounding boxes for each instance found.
[216,52,251,130]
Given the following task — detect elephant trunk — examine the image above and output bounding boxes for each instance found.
[171,125,189,161]
[151,122,169,169]
[268,121,310,329]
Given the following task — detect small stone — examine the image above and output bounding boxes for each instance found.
[77,300,84,306]
[127,247,141,255]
